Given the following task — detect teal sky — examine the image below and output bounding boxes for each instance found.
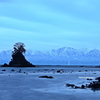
[0,0,100,51]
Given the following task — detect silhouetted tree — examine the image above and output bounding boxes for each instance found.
[12,42,26,55]
[2,42,35,67]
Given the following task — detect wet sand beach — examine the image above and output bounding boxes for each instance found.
[0,65,100,100]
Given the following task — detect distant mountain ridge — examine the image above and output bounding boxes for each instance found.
[0,47,100,65]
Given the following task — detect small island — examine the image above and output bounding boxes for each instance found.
[2,42,35,67]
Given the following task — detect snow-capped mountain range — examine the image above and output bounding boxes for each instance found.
[0,47,100,65]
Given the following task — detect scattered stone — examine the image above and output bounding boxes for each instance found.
[81,85,85,89]
[18,69,22,73]
[2,69,6,71]
[19,69,22,73]
[11,69,15,71]
[66,84,75,88]
[44,69,49,71]
[26,73,28,75]
[74,86,80,89]
[86,77,100,90]
[39,75,54,79]
[87,81,100,88]
[57,70,61,73]
[95,77,100,82]
[66,77,100,91]
[23,72,26,74]
[87,78,92,80]
[66,84,85,89]
[80,66,84,67]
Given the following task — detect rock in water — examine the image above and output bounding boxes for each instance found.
[39,75,54,78]
[2,42,36,67]
[2,52,35,67]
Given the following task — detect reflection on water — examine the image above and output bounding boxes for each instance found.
[91,87,100,92]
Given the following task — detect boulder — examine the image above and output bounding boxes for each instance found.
[39,75,54,78]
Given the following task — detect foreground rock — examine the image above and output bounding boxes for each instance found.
[39,75,54,79]
[66,77,100,91]
[2,52,35,67]
[87,77,100,89]
[66,84,85,89]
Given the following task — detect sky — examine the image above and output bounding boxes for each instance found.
[0,0,100,51]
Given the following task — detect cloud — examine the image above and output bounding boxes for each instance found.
[0,0,100,51]
[0,0,11,2]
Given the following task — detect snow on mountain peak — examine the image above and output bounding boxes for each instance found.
[0,47,100,65]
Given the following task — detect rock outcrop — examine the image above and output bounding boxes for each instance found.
[2,51,35,67]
